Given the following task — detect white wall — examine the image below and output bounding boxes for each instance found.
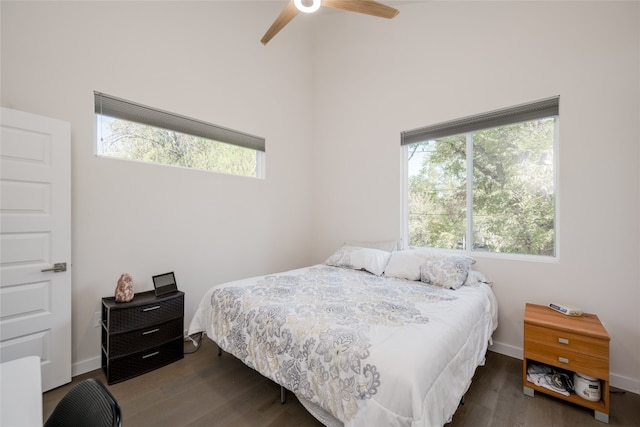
[1,1,315,374]
[2,0,639,394]
[310,1,640,392]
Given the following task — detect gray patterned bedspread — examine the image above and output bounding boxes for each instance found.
[188,265,498,427]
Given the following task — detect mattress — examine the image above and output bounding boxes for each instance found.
[188,265,498,427]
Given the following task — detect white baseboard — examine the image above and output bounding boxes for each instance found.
[72,356,101,377]
[489,340,522,360]
[489,340,640,395]
[607,374,640,395]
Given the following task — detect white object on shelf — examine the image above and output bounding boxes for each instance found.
[574,372,601,401]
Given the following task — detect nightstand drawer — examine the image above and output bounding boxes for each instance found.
[104,338,183,384]
[525,324,608,359]
[525,341,609,379]
[103,317,183,358]
[103,294,183,333]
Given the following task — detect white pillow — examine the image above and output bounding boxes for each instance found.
[324,245,391,276]
[383,250,424,280]
[344,240,399,252]
[464,269,489,286]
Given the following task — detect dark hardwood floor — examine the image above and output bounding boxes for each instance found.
[44,338,640,426]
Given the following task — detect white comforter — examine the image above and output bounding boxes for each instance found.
[188,265,498,427]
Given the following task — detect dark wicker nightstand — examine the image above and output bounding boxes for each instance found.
[101,290,184,384]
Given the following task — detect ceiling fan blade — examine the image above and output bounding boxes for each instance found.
[322,0,399,19]
[261,1,299,45]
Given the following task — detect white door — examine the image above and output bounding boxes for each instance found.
[0,107,72,391]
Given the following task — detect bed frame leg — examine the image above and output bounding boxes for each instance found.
[460,395,465,405]
[280,386,287,404]
[217,345,222,356]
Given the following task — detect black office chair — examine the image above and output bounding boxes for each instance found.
[44,378,121,427]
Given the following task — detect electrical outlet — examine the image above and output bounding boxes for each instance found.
[94,311,101,328]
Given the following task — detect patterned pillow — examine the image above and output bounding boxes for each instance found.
[385,248,476,283]
[419,255,474,289]
[324,245,391,276]
[413,247,476,266]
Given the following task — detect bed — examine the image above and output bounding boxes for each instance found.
[188,245,498,427]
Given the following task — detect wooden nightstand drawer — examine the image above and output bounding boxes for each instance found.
[525,323,608,359]
[525,341,609,379]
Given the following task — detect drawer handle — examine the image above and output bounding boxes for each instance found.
[142,351,160,359]
[142,306,161,312]
[142,328,160,335]
[558,357,569,364]
[558,337,569,344]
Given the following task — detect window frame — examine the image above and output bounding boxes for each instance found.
[94,91,265,178]
[400,97,560,261]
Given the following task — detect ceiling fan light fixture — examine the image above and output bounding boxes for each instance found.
[294,0,321,13]
[261,0,399,45]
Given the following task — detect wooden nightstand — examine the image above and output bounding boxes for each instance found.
[523,303,610,423]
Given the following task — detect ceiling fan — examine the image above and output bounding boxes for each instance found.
[261,0,400,45]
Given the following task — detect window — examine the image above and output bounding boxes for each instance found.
[94,92,265,178]
[401,97,559,257]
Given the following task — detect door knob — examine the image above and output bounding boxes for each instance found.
[41,262,67,273]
